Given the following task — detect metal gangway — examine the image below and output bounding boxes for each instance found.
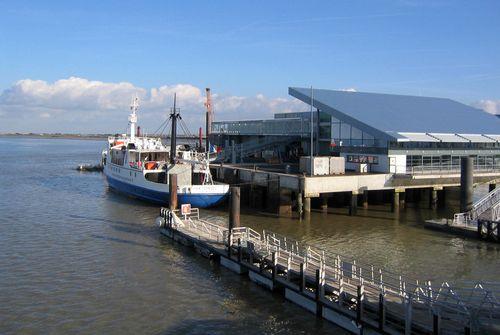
[159,208,500,334]
[454,187,500,226]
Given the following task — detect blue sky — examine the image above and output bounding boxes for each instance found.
[0,0,499,132]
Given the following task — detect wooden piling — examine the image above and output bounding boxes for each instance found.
[433,313,441,335]
[356,285,363,324]
[315,269,323,316]
[237,238,242,262]
[271,251,277,284]
[169,174,178,210]
[378,293,385,331]
[299,263,305,292]
[229,186,240,231]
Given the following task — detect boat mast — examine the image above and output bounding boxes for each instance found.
[129,96,139,140]
[169,93,180,164]
[204,88,213,153]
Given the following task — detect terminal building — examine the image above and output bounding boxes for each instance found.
[212,87,500,176]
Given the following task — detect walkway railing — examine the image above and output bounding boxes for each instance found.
[159,208,500,333]
[454,187,500,226]
[407,165,500,175]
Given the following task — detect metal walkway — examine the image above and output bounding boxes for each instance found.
[220,136,299,163]
[454,187,500,226]
[158,208,500,334]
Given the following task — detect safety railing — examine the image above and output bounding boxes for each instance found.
[160,208,500,333]
[407,164,500,175]
[454,187,500,225]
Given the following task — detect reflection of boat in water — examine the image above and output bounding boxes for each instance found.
[102,96,229,208]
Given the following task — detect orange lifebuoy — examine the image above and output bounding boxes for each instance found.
[145,162,156,170]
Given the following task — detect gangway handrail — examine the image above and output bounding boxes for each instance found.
[454,187,500,225]
[160,208,500,332]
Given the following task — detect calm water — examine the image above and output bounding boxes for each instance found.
[0,138,498,334]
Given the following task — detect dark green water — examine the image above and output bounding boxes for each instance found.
[0,137,498,334]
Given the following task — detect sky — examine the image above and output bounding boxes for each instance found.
[0,0,499,133]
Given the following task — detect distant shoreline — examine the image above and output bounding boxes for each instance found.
[0,133,204,141]
[0,133,109,141]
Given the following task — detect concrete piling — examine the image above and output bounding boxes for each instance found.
[349,192,358,216]
[320,194,328,212]
[169,174,178,210]
[399,190,406,209]
[303,196,311,213]
[362,190,369,209]
[279,188,293,216]
[392,190,400,212]
[430,188,438,210]
[460,156,473,213]
[297,192,304,218]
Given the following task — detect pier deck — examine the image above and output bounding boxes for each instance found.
[157,208,500,334]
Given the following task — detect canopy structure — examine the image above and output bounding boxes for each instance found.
[289,87,500,142]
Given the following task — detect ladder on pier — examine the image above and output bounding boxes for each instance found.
[454,187,500,226]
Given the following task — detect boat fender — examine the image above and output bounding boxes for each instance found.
[155,216,165,228]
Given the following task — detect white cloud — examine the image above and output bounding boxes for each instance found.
[472,100,500,116]
[0,77,307,133]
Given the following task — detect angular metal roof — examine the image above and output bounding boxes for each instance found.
[289,87,500,139]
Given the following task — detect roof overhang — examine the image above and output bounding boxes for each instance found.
[289,87,396,142]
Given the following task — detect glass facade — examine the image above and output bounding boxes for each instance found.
[406,154,500,173]
[330,117,379,147]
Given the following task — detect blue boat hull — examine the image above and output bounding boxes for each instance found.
[106,175,227,208]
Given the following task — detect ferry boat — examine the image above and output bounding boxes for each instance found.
[102,96,229,208]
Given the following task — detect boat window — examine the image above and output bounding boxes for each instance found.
[145,172,167,184]
[110,149,125,165]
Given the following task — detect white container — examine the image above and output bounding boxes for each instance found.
[329,157,345,175]
[299,156,330,175]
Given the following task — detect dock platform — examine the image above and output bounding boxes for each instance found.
[157,208,500,334]
[425,219,500,242]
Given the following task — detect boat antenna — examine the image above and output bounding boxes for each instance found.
[129,95,139,140]
[169,93,181,164]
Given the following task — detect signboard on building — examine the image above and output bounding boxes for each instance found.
[347,155,379,165]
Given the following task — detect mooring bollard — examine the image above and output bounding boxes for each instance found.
[169,174,178,210]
